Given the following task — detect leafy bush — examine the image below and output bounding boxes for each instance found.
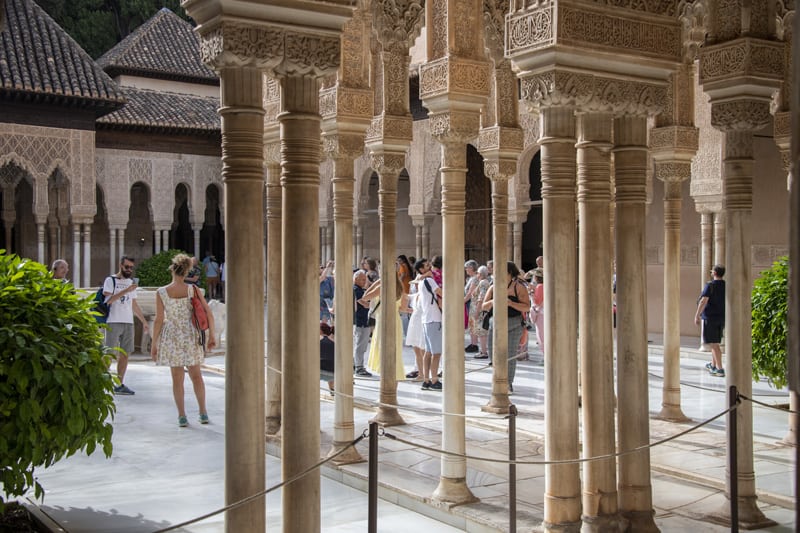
[751,256,789,389]
[0,251,115,506]
[135,249,204,289]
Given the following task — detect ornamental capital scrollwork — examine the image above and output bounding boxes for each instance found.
[428,111,481,145]
[649,125,699,154]
[483,157,517,182]
[371,0,425,54]
[200,23,341,77]
[419,57,491,104]
[654,160,692,183]
[699,38,784,87]
[710,100,772,132]
[365,114,413,145]
[263,142,281,166]
[477,126,524,154]
[520,70,593,111]
[323,133,367,160]
[773,111,791,138]
[483,0,510,61]
[369,151,407,177]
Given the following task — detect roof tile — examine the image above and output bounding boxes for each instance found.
[97,86,219,133]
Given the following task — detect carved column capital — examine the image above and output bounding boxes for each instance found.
[655,161,692,183]
[649,125,700,155]
[483,158,518,182]
[428,111,481,145]
[477,126,524,155]
[710,100,772,132]
[419,56,492,108]
[369,151,406,178]
[323,133,367,161]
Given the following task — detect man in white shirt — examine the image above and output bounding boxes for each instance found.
[103,255,149,395]
[416,259,442,391]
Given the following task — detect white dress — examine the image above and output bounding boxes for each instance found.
[405,291,425,350]
[156,286,205,367]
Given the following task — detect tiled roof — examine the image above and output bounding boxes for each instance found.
[97,86,219,133]
[0,0,125,112]
[97,8,218,85]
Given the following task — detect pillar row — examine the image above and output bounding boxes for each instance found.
[265,162,282,436]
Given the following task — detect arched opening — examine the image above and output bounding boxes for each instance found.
[172,183,193,254]
[127,181,154,259]
[200,184,224,261]
[465,144,491,264]
[14,176,36,260]
[521,150,543,272]
[0,161,30,253]
[91,185,110,285]
[46,168,70,267]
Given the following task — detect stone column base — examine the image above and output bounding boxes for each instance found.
[581,512,627,532]
[432,476,479,506]
[620,509,658,533]
[542,519,582,533]
[481,396,512,414]
[327,441,365,465]
[371,407,405,427]
[654,405,691,423]
[706,497,777,529]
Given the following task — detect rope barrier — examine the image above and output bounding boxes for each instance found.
[150,433,365,533]
[383,403,739,466]
[739,394,797,414]
[647,371,792,400]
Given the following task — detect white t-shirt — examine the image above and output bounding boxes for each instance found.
[418,278,442,324]
[104,276,137,324]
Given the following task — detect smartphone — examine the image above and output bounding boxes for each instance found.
[133,277,139,285]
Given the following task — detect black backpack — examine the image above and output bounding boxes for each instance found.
[94,276,116,323]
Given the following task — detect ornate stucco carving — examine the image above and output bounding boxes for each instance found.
[477,126,524,153]
[428,111,481,144]
[506,3,680,60]
[365,114,414,144]
[680,0,710,62]
[699,38,785,84]
[710,99,772,131]
[200,23,341,76]
[649,126,700,153]
[371,0,425,55]
[654,160,692,182]
[419,57,492,101]
[520,70,666,115]
[483,0,510,61]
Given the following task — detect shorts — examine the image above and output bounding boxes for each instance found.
[702,319,724,344]
[106,322,135,356]
[423,322,442,355]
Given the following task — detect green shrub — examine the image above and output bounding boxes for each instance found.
[135,249,204,289]
[0,251,115,506]
[751,256,789,389]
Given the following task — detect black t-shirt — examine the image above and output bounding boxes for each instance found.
[320,337,335,372]
[701,279,725,321]
[354,285,370,327]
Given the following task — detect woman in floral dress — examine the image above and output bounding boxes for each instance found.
[151,253,216,427]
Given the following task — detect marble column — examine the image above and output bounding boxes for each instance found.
[657,175,690,421]
[36,222,45,263]
[539,106,581,531]
[162,229,170,251]
[48,223,57,264]
[279,74,323,532]
[432,140,477,505]
[82,224,91,288]
[370,155,404,426]
[700,211,714,289]
[109,228,117,275]
[329,153,363,463]
[576,112,621,530]
[414,223,423,259]
[219,66,266,532]
[72,224,81,284]
[265,162,282,435]
[714,210,725,265]
[118,231,125,261]
[154,229,162,254]
[482,174,510,413]
[614,115,657,531]
[193,226,201,258]
[421,220,431,258]
[355,223,363,263]
[513,221,523,267]
[325,224,334,263]
[721,128,768,526]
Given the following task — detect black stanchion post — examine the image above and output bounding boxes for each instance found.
[728,385,739,533]
[509,405,518,532]
[368,422,378,533]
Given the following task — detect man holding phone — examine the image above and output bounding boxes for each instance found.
[103,255,150,395]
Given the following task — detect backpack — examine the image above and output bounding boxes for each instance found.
[94,276,116,323]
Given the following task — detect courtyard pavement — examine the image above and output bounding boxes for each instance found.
[23,334,797,532]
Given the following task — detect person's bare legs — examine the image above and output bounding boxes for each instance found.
[170,366,186,417]
[430,354,441,384]
[422,351,432,383]
[117,354,128,383]
[478,333,488,356]
[413,347,424,380]
[710,343,723,370]
[187,365,207,415]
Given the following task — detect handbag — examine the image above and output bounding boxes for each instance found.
[367,299,380,328]
[480,309,492,330]
[190,285,209,346]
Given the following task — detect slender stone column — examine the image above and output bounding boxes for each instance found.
[355,223,363,263]
[218,66,266,533]
[720,127,769,526]
[328,153,363,462]
[265,162,282,435]
[163,229,170,251]
[714,210,726,265]
[370,155,405,426]
[72,224,81,283]
[154,229,161,253]
[421,220,431,258]
[614,115,657,531]
[193,226,201,258]
[513,221,523,267]
[539,106,581,531]
[279,74,324,533]
[700,211,714,287]
[482,175,510,412]
[118,231,125,261]
[657,175,690,421]
[36,222,45,263]
[109,228,117,275]
[48,223,57,263]
[414,223,423,259]
[325,224,334,263]
[82,224,91,288]
[576,112,621,531]
[319,226,327,261]
[432,139,477,505]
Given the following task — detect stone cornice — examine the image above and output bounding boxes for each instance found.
[699,38,785,100]
[519,69,667,115]
[198,22,342,76]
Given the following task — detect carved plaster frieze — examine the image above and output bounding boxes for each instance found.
[773,111,791,137]
[517,110,541,149]
[371,0,425,54]
[722,129,754,159]
[365,114,414,144]
[340,6,372,88]
[655,160,692,182]
[320,85,373,121]
[506,3,680,60]
[680,0,710,62]
[699,38,785,85]
[264,142,281,165]
[477,126,524,153]
[710,100,772,131]
[520,70,666,115]
[419,57,492,102]
[369,151,407,176]
[483,158,518,181]
[200,23,341,76]
[428,111,481,144]
[323,133,368,159]
[649,125,700,153]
